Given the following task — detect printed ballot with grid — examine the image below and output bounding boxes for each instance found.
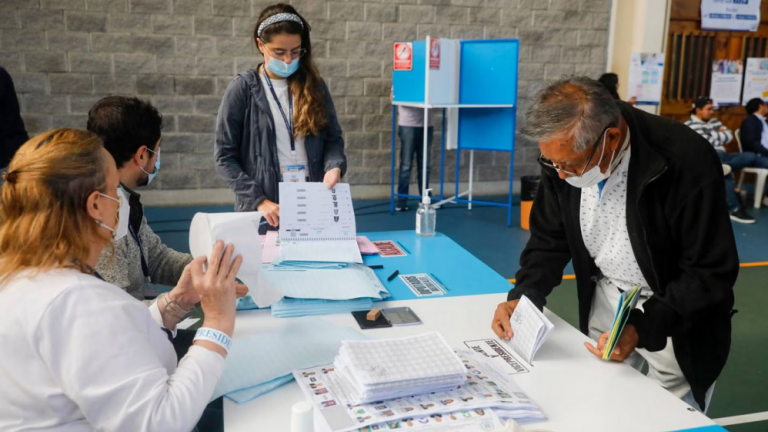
[508,295,554,364]
[332,332,467,404]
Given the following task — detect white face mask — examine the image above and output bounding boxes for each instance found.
[565,129,629,189]
[96,187,130,241]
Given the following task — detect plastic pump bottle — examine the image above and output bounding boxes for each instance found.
[416,188,436,237]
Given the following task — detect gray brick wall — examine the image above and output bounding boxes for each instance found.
[0,0,609,193]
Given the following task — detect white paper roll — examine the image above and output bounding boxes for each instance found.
[189,212,283,307]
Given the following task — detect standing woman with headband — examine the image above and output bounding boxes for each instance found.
[215,3,347,228]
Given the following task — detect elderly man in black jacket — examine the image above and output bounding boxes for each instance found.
[492,77,738,412]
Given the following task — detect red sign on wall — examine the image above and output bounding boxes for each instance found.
[429,38,440,70]
[393,42,413,71]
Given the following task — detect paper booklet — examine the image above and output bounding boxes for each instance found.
[295,349,545,432]
[602,285,642,360]
[278,182,363,264]
[507,295,554,364]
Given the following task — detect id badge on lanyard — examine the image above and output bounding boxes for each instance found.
[263,68,306,183]
[282,164,307,182]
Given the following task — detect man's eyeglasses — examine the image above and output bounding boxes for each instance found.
[538,125,613,177]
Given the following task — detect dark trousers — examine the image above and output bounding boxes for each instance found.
[397,126,434,206]
[173,329,224,432]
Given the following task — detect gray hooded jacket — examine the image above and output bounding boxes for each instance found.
[214,67,347,212]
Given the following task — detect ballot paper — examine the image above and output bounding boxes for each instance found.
[356,236,378,255]
[189,212,271,303]
[314,407,505,432]
[507,296,554,364]
[332,332,467,404]
[296,349,545,432]
[261,230,280,264]
[271,297,374,318]
[602,285,642,360]
[278,183,363,263]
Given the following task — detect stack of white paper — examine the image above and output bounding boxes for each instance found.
[331,332,467,405]
[508,295,554,364]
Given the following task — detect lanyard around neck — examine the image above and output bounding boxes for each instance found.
[262,67,295,155]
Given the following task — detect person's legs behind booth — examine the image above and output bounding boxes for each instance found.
[413,126,434,200]
[397,126,419,211]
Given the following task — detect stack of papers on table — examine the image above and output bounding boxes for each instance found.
[260,263,389,301]
[331,332,467,405]
[297,349,545,432]
[279,183,362,264]
[508,295,554,364]
[602,285,642,360]
[212,317,368,403]
[271,297,374,318]
[356,236,378,255]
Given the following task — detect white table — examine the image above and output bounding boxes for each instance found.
[224,294,722,432]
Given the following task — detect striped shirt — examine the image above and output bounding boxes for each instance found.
[684,114,733,152]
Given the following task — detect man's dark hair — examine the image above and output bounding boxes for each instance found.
[597,73,620,100]
[86,96,162,168]
[746,98,765,115]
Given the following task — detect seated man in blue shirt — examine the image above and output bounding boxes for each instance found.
[684,96,758,223]
[740,98,768,207]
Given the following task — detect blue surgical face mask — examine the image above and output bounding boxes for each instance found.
[267,56,300,78]
[140,147,161,186]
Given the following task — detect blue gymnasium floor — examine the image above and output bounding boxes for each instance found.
[147,198,768,431]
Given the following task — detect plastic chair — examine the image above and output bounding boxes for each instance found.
[735,128,768,209]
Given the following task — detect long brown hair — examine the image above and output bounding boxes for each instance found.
[255,3,327,136]
[0,129,109,286]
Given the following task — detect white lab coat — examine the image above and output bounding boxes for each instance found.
[0,268,225,431]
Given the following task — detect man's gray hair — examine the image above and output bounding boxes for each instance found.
[522,76,620,152]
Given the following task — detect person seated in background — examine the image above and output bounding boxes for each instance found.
[597,72,636,105]
[684,96,756,223]
[0,128,241,431]
[740,98,768,207]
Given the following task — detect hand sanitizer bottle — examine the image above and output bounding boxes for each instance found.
[416,188,436,237]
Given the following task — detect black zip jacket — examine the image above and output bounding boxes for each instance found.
[508,102,738,411]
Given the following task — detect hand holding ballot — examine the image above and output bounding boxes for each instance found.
[585,324,639,361]
[257,199,280,227]
[491,299,520,340]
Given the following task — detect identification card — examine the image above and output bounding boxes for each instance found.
[281,165,307,182]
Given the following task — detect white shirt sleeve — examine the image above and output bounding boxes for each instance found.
[148,298,177,338]
[34,283,226,432]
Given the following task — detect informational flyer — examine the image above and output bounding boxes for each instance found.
[710,59,744,106]
[627,53,665,105]
[742,58,768,104]
[701,0,760,32]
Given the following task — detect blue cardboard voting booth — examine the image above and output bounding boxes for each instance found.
[390,37,519,226]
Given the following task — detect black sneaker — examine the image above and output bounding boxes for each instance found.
[730,207,756,224]
[395,204,409,212]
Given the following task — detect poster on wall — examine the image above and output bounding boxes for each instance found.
[393,42,413,71]
[627,53,665,105]
[701,0,761,32]
[710,59,744,106]
[742,58,768,104]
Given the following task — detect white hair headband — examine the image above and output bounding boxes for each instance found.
[257,13,304,38]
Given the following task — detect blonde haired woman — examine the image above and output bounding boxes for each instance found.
[0,129,242,431]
